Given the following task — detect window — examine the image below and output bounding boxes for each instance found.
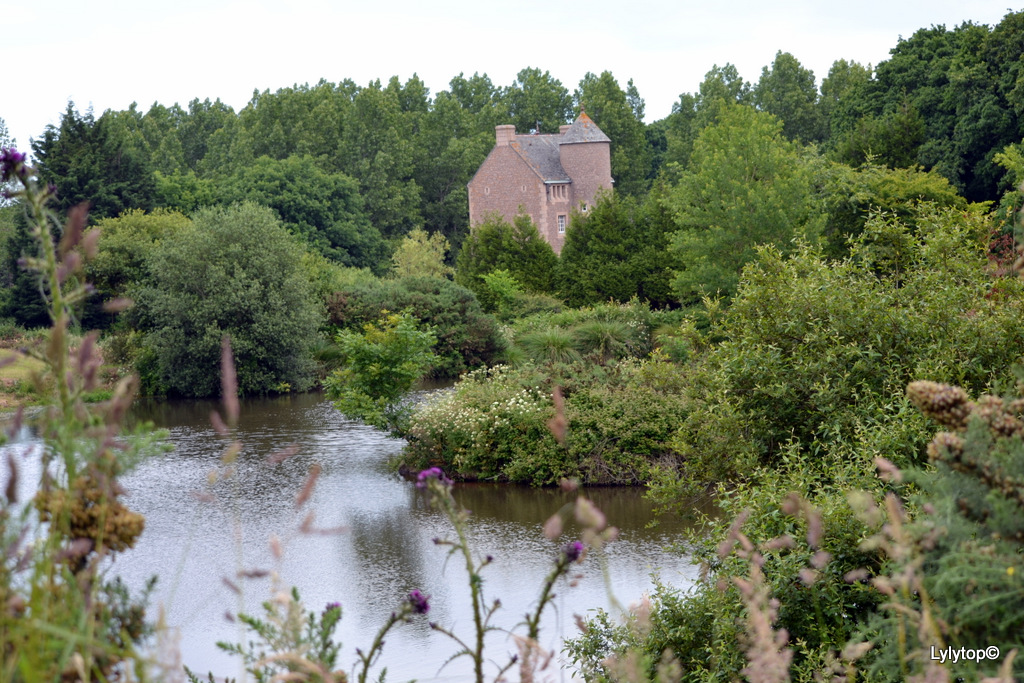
[557,215,567,233]
[581,203,588,212]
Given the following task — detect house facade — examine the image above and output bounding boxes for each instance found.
[467,113,613,254]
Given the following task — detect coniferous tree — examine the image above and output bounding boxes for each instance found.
[455,213,558,298]
[33,103,156,220]
[557,192,674,307]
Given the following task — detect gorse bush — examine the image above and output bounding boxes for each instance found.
[851,379,1024,681]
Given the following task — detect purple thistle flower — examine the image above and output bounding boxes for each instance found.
[416,467,452,488]
[563,540,585,563]
[324,601,341,613]
[408,589,430,614]
[0,148,27,182]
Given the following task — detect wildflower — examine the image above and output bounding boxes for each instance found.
[0,147,28,182]
[408,589,430,614]
[416,467,452,488]
[564,540,585,563]
[324,601,341,613]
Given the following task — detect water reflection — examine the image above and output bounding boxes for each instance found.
[10,393,707,682]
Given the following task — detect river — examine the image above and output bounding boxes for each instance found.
[7,392,705,682]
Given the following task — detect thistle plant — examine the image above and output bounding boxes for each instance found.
[417,466,614,683]
[0,146,162,680]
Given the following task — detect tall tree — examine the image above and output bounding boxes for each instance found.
[339,80,422,238]
[662,64,752,170]
[455,213,558,297]
[753,51,825,143]
[33,103,157,219]
[412,91,492,250]
[819,59,873,147]
[220,154,388,272]
[136,202,321,397]
[667,104,825,303]
[557,192,674,307]
[501,68,573,134]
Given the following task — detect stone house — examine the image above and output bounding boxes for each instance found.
[467,113,613,254]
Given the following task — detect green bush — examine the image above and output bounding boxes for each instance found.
[135,202,322,396]
[650,205,1024,504]
[402,358,688,485]
[455,213,558,297]
[327,276,504,378]
[324,311,436,432]
[854,379,1024,680]
[569,455,884,682]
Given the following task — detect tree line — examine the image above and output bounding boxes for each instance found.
[1,8,1022,397]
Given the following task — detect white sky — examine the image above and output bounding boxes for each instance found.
[1,0,1017,154]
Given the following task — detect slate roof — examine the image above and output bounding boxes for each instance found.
[560,112,611,144]
[509,135,570,182]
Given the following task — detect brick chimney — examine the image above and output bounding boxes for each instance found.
[495,125,516,146]
[559,125,571,134]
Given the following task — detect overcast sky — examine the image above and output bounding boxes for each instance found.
[2,0,1017,153]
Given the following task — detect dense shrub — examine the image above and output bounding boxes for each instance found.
[324,311,436,432]
[327,276,504,378]
[135,202,321,396]
[508,299,684,365]
[402,358,688,485]
[649,205,1024,505]
[556,192,676,308]
[855,379,1024,680]
[568,455,885,682]
[454,213,558,297]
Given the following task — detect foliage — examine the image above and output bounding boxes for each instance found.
[402,358,688,485]
[2,207,51,329]
[195,590,345,683]
[455,213,558,298]
[477,268,522,316]
[569,457,885,682]
[666,103,826,303]
[753,51,825,144]
[650,205,1024,507]
[502,67,573,134]
[87,208,193,304]
[818,159,968,257]
[557,191,676,307]
[135,202,321,396]
[390,227,454,279]
[220,154,389,272]
[660,63,752,171]
[324,311,436,431]
[32,103,157,219]
[326,276,504,378]
[841,379,1024,680]
[510,298,670,362]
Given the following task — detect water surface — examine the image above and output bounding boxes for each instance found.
[11,393,706,681]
